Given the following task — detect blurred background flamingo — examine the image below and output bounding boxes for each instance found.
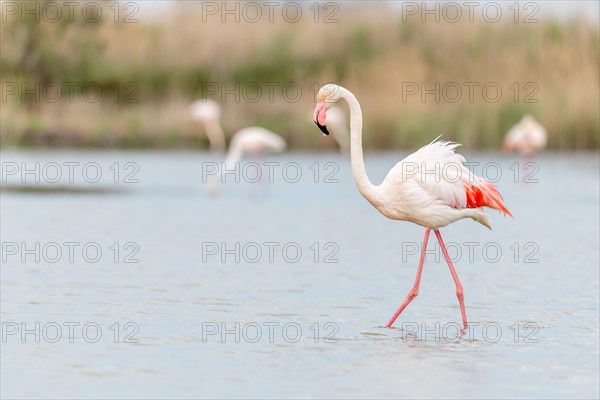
[189,99,226,153]
[207,127,286,196]
[503,115,548,159]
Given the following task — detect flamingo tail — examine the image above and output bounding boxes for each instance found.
[465,181,513,218]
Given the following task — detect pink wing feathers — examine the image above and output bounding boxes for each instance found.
[464,180,512,216]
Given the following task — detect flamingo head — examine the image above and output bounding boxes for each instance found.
[190,99,221,123]
[313,84,341,136]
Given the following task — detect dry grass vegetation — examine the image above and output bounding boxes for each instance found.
[1,2,598,149]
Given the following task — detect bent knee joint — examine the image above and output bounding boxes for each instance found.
[456,288,464,301]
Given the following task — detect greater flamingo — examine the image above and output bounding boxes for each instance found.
[207,127,286,196]
[189,99,226,153]
[503,114,547,158]
[313,84,512,328]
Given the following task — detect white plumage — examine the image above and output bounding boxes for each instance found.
[325,106,350,154]
[207,127,286,196]
[503,115,547,155]
[189,99,226,153]
[377,139,508,230]
[223,127,286,167]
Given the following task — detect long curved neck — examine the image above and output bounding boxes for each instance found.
[223,141,242,169]
[207,141,241,192]
[337,86,378,203]
[205,119,226,153]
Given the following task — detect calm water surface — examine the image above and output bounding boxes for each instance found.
[1,150,599,399]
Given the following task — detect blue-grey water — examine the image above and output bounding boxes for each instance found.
[1,150,599,399]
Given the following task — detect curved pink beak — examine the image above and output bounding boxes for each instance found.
[313,102,329,135]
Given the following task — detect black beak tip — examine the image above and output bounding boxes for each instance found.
[315,121,329,135]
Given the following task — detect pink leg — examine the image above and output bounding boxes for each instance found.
[386,229,431,327]
[433,230,468,328]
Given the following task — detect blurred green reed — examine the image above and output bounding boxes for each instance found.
[1,2,598,150]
